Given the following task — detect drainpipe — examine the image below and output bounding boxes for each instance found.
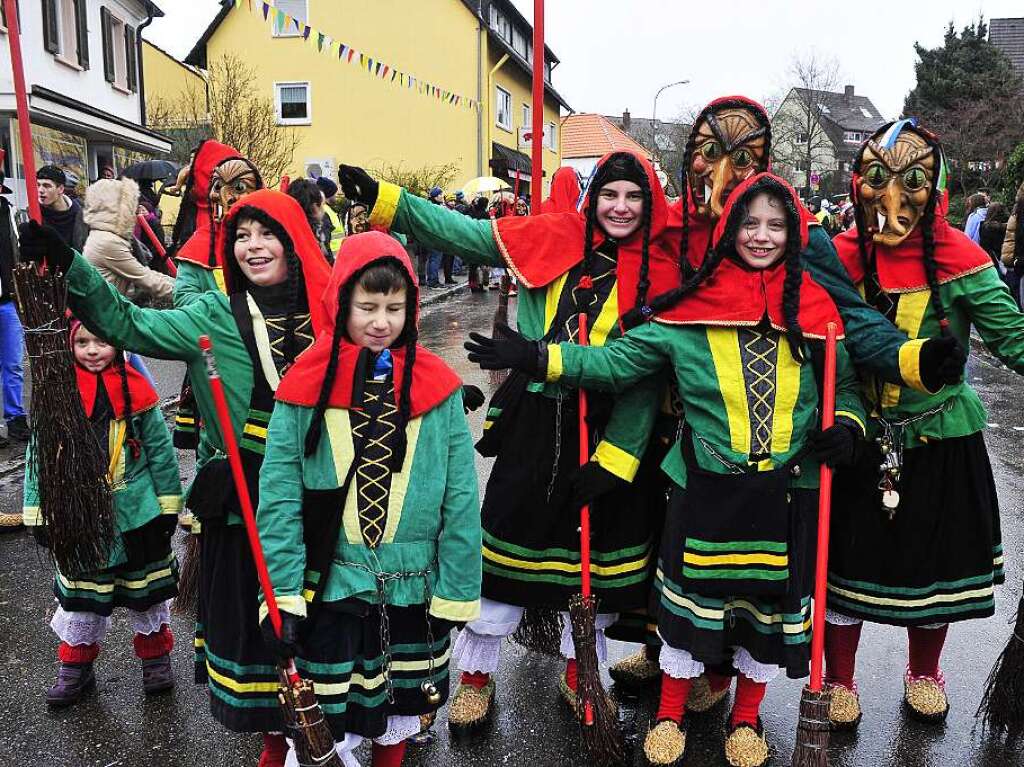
[487,53,509,178]
[475,2,483,176]
[137,4,155,126]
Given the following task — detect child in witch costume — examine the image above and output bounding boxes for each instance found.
[25,321,181,706]
[18,189,331,767]
[339,151,674,734]
[255,230,481,767]
[823,120,1024,729]
[467,173,867,767]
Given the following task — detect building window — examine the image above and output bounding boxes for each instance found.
[490,6,511,42]
[271,0,306,36]
[545,121,556,150]
[843,131,862,143]
[495,85,512,132]
[795,132,809,144]
[42,0,88,69]
[512,27,527,59]
[521,104,531,129]
[544,59,551,84]
[275,82,311,124]
[100,7,136,91]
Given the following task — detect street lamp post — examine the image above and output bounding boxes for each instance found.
[652,79,690,160]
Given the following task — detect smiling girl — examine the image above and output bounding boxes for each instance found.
[466,173,866,767]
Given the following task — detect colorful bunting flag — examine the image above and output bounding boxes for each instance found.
[234,0,480,112]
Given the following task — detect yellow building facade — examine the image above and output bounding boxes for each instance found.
[177,0,565,196]
[142,40,206,110]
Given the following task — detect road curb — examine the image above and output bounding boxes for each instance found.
[420,281,469,308]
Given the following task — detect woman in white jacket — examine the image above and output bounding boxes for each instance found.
[83,178,174,304]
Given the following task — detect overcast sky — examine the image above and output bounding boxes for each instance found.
[147,1,1023,121]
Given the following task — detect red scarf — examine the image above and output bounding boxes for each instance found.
[275,231,461,415]
[71,322,159,418]
[655,173,844,339]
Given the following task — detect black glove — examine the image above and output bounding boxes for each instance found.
[464,322,540,373]
[807,421,859,468]
[259,612,302,661]
[571,461,624,509]
[337,165,379,209]
[461,384,485,414]
[18,220,74,275]
[31,525,50,549]
[919,335,967,391]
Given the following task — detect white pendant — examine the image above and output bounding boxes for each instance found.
[882,489,900,509]
[877,211,887,232]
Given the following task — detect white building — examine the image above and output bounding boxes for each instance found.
[0,0,170,208]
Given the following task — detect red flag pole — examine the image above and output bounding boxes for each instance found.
[5,0,42,223]
[530,0,544,215]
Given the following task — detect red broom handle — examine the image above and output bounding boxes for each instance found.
[136,214,177,277]
[577,313,592,598]
[198,335,300,681]
[809,322,838,692]
[5,0,41,224]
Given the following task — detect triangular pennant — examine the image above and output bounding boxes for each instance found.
[375,62,383,77]
[348,48,356,63]
[303,25,311,40]
[382,65,390,79]
[339,44,348,59]
[262,2,270,21]
[293,15,301,31]
[317,32,325,51]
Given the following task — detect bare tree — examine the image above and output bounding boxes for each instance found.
[369,160,461,198]
[147,54,301,185]
[770,52,843,198]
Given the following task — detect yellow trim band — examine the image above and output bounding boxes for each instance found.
[258,594,308,624]
[243,423,268,439]
[23,506,42,525]
[707,328,750,455]
[430,595,481,622]
[683,552,788,567]
[589,283,620,347]
[770,340,801,454]
[158,495,183,515]
[898,338,932,395]
[483,546,649,577]
[546,344,563,383]
[543,273,569,334]
[835,410,866,436]
[593,441,640,482]
[369,181,402,230]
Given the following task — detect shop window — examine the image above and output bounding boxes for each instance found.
[276,82,311,124]
[495,86,512,132]
[42,0,88,69]
[272,0,306,37]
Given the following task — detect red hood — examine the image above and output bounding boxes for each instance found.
[190,140,240,212]
[494,150,678,317]
[656,173,842,338]
[220,189,334,337]
[174,140,242,271]
[539,167,582,214]
[276,231,460,415]
[70,320,159,419]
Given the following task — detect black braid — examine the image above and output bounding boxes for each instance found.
[919,181,947,334]
[391,337,417,471]
[304,289,346,457]
[677,127,699,282]
[781,230,805,361]
[634,173,654,311]
[284,252,301,364]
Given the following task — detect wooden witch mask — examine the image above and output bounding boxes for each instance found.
[209,158,262,222]
[689,102,769,219]
[855,120,943,248]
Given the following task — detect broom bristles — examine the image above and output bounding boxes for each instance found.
[792,686,830,767]
[278,667,343,766]
[977,598,1024,745]
[172,533,201,616]
[510,608,564,656]
[568,593,624,766]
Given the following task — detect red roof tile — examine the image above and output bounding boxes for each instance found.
[561,113,653,160]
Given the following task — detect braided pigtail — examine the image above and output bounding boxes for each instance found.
[303,288,346,457]
[391,337,417,471]
[919,176,947,335]
[634,173,654,309]
[284,252,301,364]
[678,127,699,281]
[781,229,805,361]
[118,355,136,442]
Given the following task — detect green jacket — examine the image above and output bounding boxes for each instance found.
[173,260,222,307]
[854,264,1024,446]
[65,252,256,516]
[23,403,182,568]
[545,321,865,489]
[369,181,661,483]
[256,392,482,623]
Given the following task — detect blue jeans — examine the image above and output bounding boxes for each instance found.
[0,300,25,420]
[426,250,442,285]
[127,353,157,388]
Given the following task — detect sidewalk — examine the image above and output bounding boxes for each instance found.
[420,276,469,307]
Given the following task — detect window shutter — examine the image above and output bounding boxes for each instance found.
[100,6,114,83]
[125,25,137,92]
[41,0,59,54]
[74,0,88,69]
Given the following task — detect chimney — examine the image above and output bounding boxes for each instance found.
[844,84,855,104]
[622,109,631,131]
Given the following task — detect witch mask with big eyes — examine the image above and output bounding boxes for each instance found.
[210,159,262,222]
[857,129,935,248]
[689,107,769,220]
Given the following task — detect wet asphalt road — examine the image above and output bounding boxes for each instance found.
[2,288,1024,766]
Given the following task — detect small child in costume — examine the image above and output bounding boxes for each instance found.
[256,231,481,767]
[466,173,866,767]
[25,321,182,706]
